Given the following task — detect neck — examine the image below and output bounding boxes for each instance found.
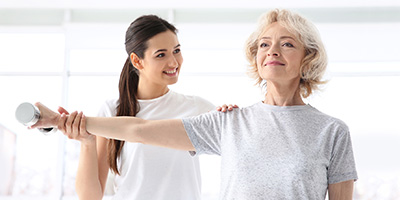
[263,81,305,106]
[137,79,169,100]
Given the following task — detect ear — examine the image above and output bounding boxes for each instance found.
[130,53,143,70]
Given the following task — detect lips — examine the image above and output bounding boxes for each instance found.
[163,67,178,75]
[265,61,285,66]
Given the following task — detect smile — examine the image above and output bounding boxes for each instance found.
[163,68,178,74]
[265,61,285,66]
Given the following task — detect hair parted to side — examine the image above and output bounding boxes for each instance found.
[108,15,177,175]
[245,9,327,98]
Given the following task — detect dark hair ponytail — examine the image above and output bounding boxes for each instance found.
[107,15,177,175]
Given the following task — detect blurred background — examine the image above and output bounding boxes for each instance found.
[1,0,400,199]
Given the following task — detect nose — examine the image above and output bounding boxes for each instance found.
[267,44,280,57]
[268,52,279,57]
[168,55,179,67]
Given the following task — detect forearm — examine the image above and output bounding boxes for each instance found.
[75,143,103,200]
[85,116,145,143]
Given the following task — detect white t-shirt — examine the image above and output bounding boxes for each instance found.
[183,102,358,199]
[98,90,215,200]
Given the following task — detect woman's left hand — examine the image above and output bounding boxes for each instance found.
[58,110,96,145]
[216,104,239,112]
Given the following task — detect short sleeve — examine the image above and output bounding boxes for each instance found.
[97,99,117,117]
[328,127,358,184]
[182,111,223,156]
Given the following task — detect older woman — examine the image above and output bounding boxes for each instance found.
[34,9,357,199]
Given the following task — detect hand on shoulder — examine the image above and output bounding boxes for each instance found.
[216,104,239,112]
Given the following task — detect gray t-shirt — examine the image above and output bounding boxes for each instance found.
[182,102,358,200]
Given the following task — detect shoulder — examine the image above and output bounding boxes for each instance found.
[186,103,260,129]
[98,98,118,117]
[225,102,263,117]
[208,102,260,121]
[193,95,215,109]
[170,91,212,104]
[104,98,118,107]
[170,91,215,111]
[308,105,350,134]
[102,99,119,110]
[241,102,263,112]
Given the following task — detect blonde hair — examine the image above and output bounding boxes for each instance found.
[245,9,327,98]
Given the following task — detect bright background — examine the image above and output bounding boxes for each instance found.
[1,0,400,199]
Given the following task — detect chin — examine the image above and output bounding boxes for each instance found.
[166,78,179,85]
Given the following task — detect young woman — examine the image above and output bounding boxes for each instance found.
[58,15,217,200]
[34,9,357,199]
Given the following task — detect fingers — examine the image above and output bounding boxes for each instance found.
[80,114,90,137]
[57,113,68,133]
[71,112,83,139]
[217,104,239,112]
[31,102,60,128]
[216,104,228,112]
[64,111,78,139]
[57,111,93,144]
[57,106,70,115]
[222,104,228,112]
[226,104,238,111]
[34,102,43,109]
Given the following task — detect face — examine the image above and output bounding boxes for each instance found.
[133,30,183,86]
[256,22,305,86]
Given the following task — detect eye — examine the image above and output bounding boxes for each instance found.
[283,42,294,47]
[156,53,165,58]
[259,43,268,48]
[173,48,181,54]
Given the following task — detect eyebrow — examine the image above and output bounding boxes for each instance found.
[260,36,296,41]
[153,44,181,55]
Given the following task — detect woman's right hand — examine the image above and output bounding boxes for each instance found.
[30,102,60,129]
[58,108,96,145]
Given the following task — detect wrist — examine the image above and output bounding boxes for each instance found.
[81,139,97,148]
[53,113,61,126]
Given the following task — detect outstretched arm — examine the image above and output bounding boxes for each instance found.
[33,102,195,151]
[83,115,194,151]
